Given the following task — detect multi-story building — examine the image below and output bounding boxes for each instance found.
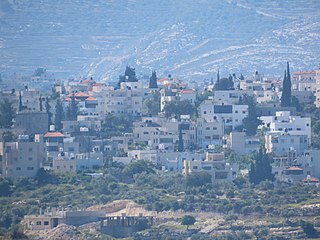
[260,111,311,142]
[213,90,242,105]
[1,135,46,179]
[292,70,316,92]
[196,118,224,148]
[315,70,320,107]
[199,100,248,131]
[104,82,150,116]
[52,151,103,174]
[183,152,238,183]
[224,132,260,155]
[265,131,308,157]
[15,112,48,135]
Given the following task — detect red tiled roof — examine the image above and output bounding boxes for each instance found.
[81,79,93,84]
[303,177,319,183]
[293,70,316,75]
[93,82,104,86]
[86,97,97,101]
[44,132,64,138]
[287,166,303,171]
[158,78,169,82]
[179,89,195,94]
[74,92,90,97]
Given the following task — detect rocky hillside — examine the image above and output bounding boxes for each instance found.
[0,0,319,80]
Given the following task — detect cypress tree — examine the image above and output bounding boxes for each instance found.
[149,70,158,88]
[178,129,184,152]
[18,91,23,112]
[0,98,15,128]
[241,94,261,136]
[249,147,275,185]
[54,98,63,131]
[281,62,292,107]
[45,97,52,130]
[39,95,43,112]
[69,94,78,120]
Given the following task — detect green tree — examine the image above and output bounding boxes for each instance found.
[36,168,57,185]
[54,98,64,131]
[2,131,15,142]
[291,95,302,112]
[45,97,52,129]
[178,129,184,152]
[144,91,161,116]
[67,94,78,121]
[124,159,156,177]
[163,99,196,119]
[149,70,158,88]
[186,171,211,187]
[18,91,23,112]
[134,217,150,231]
[39,95,43,112]
[241,94,262,136]
[118,66,138,87]
[214,76,234,90]
[181,215,196,230]
[249,147,275,185]
[0,177,11,196]
[195,90,214,108]
[0,98,15,128]
[102,113,133,137]
[300,220,318,238]
[281,62,292,107]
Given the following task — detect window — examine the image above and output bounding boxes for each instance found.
[193,166,198,169]
[36,221,41,225]
[28,157,33,161]
[206,127,210,130]
[27,167,34,170]
[16,167,21,171]
[44,221,49,226]
[29,148,33,152]
[214,105,232,114]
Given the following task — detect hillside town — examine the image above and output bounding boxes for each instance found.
[1,64,320,239]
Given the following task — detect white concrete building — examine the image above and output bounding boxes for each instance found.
[213,90,241,105]
[265,131,308,157]
[196,118,224,148]
[183,152,238,183]
[260,111,311,142]
[315,70,320,107]
[225,132,260,155]
[199,100,248,131]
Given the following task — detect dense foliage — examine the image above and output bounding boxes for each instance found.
[249,148,275,185]
[163,99,196,119]
[0,98,15,128]
[240,94,261,136]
